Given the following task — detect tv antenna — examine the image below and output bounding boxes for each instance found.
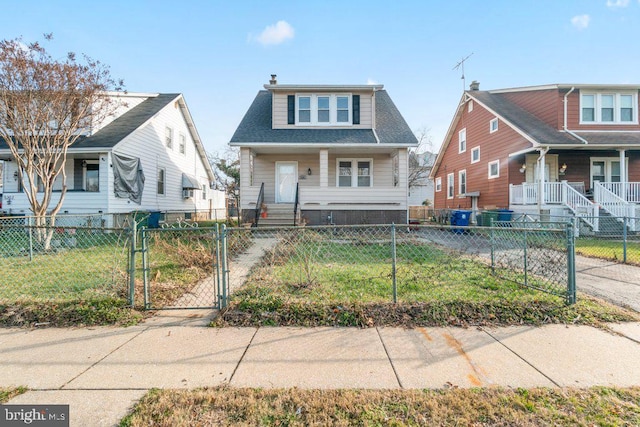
[453,52,474,91]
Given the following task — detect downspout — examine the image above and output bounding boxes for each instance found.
[563,87,589,144]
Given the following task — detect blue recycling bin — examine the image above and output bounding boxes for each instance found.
[148,211,161,228]
[497,209,513,222]
[450,210,472,234]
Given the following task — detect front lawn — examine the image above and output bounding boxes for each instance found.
[215,240,638,327]
[576,238,640,265]
[120,387,640,426]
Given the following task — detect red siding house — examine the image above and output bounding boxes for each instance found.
[430,82,640,231]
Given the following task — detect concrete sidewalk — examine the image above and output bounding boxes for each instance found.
[1,311,639,427]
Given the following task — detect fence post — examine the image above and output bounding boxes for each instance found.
[566,219,577,305]
[28,216,33,262]
[220,224,228,309]
[623,216,628,264]
[391,223,397,304]
[214,223,222,309]
[490,225,495,272]
[128,218,137,307]
[523,228,528,287]
[141,227,150,309]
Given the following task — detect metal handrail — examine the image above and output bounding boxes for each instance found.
[293,182,300,226]
[253,182,264,228]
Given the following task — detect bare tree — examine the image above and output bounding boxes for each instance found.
[0,34,123,248]
[208,147,240,224]
[408,127,435,192]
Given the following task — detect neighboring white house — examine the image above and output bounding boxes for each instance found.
[408,151,436,207]
[0,92,225,223]
[229,76,418,226]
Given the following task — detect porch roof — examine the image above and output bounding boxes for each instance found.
[230,90,417,146]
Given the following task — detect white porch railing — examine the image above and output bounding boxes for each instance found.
[599,182,640,203]
[510,182,599,231]
[593,182,636,231]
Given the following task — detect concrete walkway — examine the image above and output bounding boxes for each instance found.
[2,317,640,426]
[576,255,640,312]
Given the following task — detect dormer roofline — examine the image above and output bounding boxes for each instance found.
[264,84,383,92]
[487,83,640,94]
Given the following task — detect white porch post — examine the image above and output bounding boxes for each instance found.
[619,149,627,200]
[319,149,328,188]
[538,151,546,212]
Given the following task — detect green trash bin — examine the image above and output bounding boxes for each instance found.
[483,210,498,226]
[476,213,484,226]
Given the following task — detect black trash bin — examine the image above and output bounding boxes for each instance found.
[450,210,472,234]
[148,211,161,228]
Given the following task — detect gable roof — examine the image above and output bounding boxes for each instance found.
[229,89,417,146]
[0,93,179,151]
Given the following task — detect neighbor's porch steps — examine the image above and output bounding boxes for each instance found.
[256,204,300,227]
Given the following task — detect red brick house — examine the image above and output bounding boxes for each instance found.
[430,82,640,231]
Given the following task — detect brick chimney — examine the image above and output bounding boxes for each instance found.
[269,74,277,85]
[469,80,480,91]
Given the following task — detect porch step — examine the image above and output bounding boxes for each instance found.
[596,208,626,235]
[255,204,300,227]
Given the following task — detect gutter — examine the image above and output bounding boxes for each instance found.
[563,87,589,144]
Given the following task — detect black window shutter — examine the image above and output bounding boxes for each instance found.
[287,95,295,124]
[352,95,360,125]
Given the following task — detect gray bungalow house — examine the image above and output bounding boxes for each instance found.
[230,76,418,226]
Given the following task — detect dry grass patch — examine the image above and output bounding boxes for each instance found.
[0,387,27,403]
[120,386,640,426]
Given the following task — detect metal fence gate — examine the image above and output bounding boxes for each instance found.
[139,225,229,310]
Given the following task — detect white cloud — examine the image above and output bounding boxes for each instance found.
[252,20,295,46]
[366,78,379,85]
[606,0,629,8]
[571,14,590,30]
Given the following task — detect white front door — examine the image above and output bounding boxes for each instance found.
[276,162,298,203]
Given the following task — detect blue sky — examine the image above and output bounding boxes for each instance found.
[2,0,639,154]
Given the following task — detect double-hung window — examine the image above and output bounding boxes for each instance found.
[458,128,466,153]
[179,133,186,155]
[337,159,372,187]
[581,92,637,123]
[447,173,454,199]
[435,177,442,192]
[157,168,166,195]
[458,170,467,195]
[165,127,173,149]
[297,94,352,125]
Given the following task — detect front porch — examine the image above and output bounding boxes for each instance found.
[509,181,640,232]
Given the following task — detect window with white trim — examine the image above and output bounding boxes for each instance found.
[447,173,454,199]
[468,100,473,112]
[488,160,500,179]
[179,133,186,155]
[337,158,372,187]
[458,128,466,153]
[297,94,352,125]
[471,146,480,163]
[490,118,498,133]
[165,127,173,149]
[458,170,466,195]
[580,92,637,123]
[84,161,99,192]
[202,184,207,200]
[157,168,166,195]
[435,177,442,192]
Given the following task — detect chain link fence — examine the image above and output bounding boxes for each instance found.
[0,220,132,304]
[223,223,574,306]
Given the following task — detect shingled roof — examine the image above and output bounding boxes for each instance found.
[230,90,417,146]
[0,93,180,150]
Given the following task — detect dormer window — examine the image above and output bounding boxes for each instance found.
[580,92,637,124]
[296,94,352,125]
